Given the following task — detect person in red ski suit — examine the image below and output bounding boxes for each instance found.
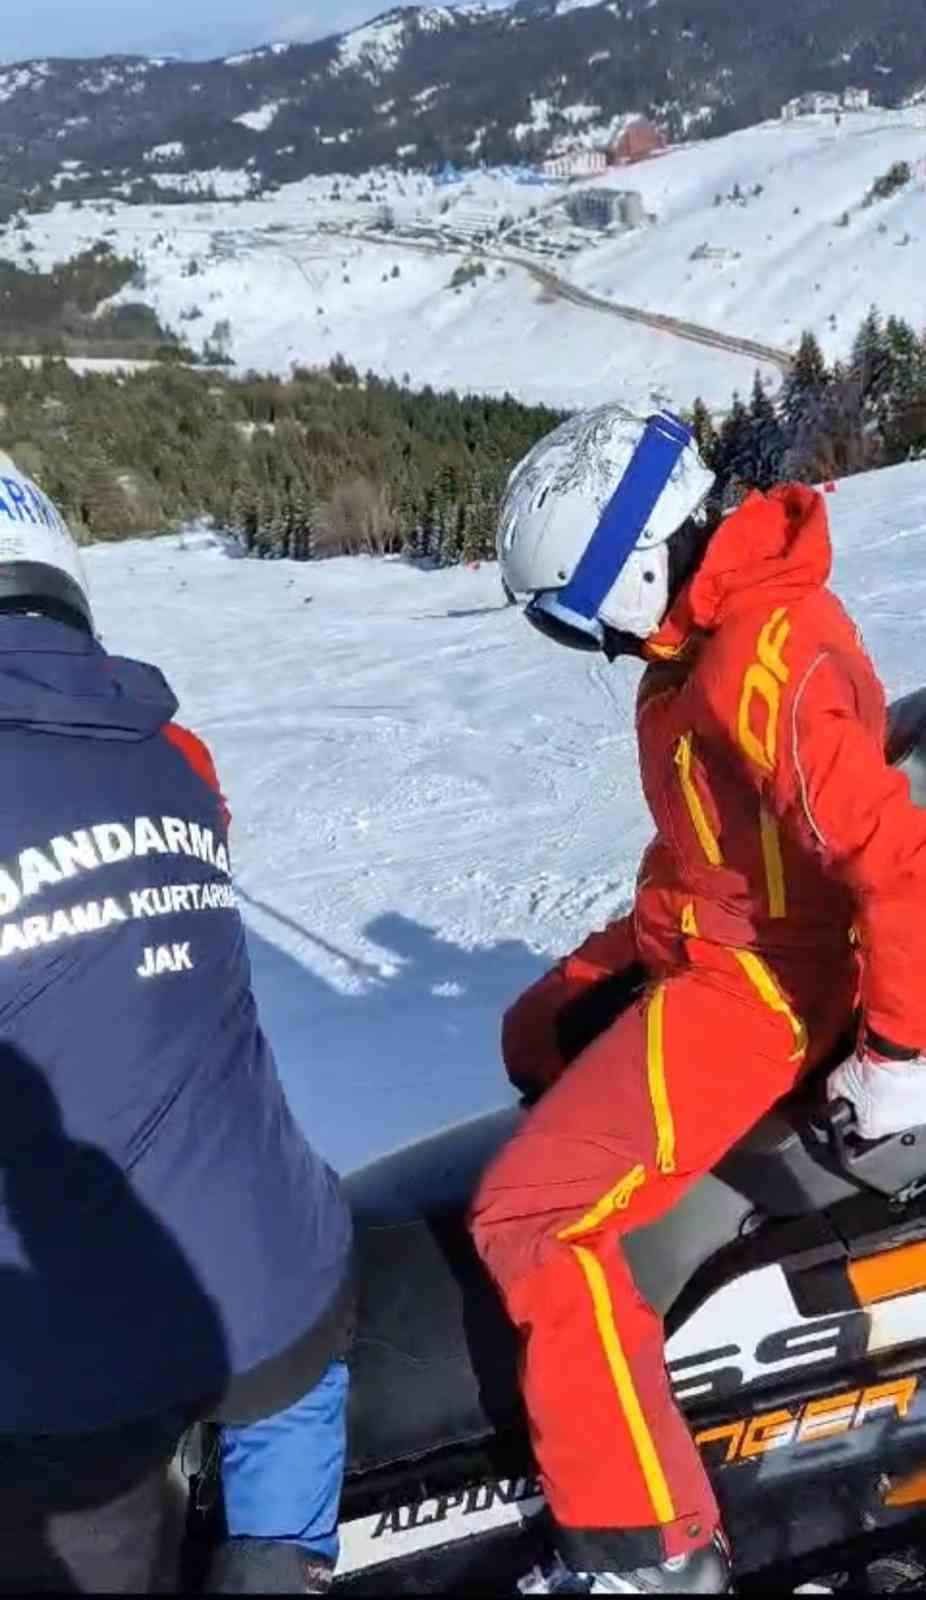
[470,408,926,1590]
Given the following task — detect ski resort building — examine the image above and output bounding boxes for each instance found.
[539,117,665,182]
[540,149,607,181]
[843,86,872,111]
[605,116,666,165]
[443,204,502,242]
[566,189,646,231]
[781,87,872,120]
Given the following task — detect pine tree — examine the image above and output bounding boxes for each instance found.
[230,479,260,553]
[253,492,278,560]
[882,316,925,413]
[690,397,718,470]
[288,480,316,560]
[778,331,831,471]
[714,392,752,499]
[461,504,483,566]
[780,331,829,435]
[467,472,499,561]
[747,370,784,489]
[880,316,926,461]
[851,305,890,403]
[397,480,425,560]
[269,496,290,560]
[419,484,440,562]
[440,498,466,567]
[789,361,877,482]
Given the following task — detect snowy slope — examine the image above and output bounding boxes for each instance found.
[565,108,926,366]
[5,105,925,413]
[83,460,926,1172]
[2,170,764,412]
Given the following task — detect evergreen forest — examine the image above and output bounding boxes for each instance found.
[2,306,925,566]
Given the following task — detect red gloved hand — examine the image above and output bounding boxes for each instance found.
[502,917,642,1104]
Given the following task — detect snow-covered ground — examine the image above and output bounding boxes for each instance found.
[4,105,924,413]
[83,460,926,1174]
[568,108,926,358]
[9,162,684,411]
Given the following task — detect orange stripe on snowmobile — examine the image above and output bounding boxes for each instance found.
[849,1240,926,1305]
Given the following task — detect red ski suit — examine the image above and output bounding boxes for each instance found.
[471,486,926,1574]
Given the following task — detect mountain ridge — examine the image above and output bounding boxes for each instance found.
[0,1,924,211]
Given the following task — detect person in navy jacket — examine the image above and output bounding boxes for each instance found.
[0,451,353,1594]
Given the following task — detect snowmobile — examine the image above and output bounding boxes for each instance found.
[326,686,926,1596]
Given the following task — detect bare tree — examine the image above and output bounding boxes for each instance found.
[317,477,399,557]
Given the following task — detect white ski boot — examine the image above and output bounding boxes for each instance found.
[519,1534,731,1595]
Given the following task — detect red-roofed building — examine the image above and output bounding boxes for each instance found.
[606,116,666,165]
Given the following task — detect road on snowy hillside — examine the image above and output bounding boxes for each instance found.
[344,228,793,378]
[519,261,793,374]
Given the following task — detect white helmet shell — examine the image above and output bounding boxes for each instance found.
[499,405,715,644]
[0,451,91,627]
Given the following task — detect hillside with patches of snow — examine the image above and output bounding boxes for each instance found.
[83,459,926,1168]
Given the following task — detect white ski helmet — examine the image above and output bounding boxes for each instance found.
[499,406,715,651]
[0,451,92,630]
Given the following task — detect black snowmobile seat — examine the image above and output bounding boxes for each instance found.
[343,1093,925,1480]
[886,685,926,803]
[342,689,926,1483]
[345,1111,756,1480]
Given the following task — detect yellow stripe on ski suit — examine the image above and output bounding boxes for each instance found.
[570,1243,677,1525]
[674,733,723,867]
[558,1165,646,1242]
[646,984,676,1174]
[731,949,807,1062]
[559,987,676,1247]
[759,805,787,920]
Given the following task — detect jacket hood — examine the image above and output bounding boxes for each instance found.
[0,617,177,739]
[646,485,832,659]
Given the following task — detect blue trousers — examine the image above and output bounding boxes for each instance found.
[219,1361,348,1565]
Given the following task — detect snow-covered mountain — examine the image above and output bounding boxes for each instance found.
[1,0,924,205]
[85,457,926,1167]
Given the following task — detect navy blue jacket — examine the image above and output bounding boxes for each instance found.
[0,618,352,1433]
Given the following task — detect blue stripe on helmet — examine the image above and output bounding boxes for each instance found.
[557,411,693,623]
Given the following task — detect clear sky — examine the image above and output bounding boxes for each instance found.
[2,1,411,64]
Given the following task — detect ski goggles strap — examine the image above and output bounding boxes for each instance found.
[526,411,693,650]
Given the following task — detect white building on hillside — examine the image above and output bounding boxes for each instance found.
[540,149,607,181]
[843,86,871,111]
[781,86,873,120]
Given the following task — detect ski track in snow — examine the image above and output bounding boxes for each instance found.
[86,463,926,1172]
